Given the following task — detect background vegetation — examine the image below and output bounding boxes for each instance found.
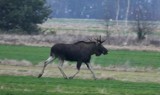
[0,0,160,95]
[0,0,51,34]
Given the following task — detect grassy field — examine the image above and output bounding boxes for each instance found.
[0,45,49,64]
[0,75,160,95]
[41,18,160,36]
[0,44,160,68]
[0,44,160,95]
[93,50,160,68]
[1,19,160,95]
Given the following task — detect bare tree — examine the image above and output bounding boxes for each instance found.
[123,0,130,45]
[116,0,120,26]
[104,0,112,45]
[125,0,130,27]
[133,2,156,41]
[105,21,111,44]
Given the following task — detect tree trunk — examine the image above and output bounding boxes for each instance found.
[116,0,120,26]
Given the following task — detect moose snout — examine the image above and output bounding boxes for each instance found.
[103,50,108,55]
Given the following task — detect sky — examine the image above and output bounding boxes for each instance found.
[47,0,160,20]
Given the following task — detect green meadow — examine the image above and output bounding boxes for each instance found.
[0,76,160,95]
[0,44,160,68]
[0,44,160,95]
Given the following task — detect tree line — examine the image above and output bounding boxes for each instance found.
[0,0,159,39]
[0,0,51,34]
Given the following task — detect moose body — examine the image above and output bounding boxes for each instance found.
[51,41,100,62]
[38,39,108,79]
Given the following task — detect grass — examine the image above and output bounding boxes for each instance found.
[47,27,106,33]
[93,50,160,68]
[0,44,160,68]
[0,45,49,64]
[47,18,106,25]
[0,75,160,95]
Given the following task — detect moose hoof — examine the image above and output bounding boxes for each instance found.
[94,77,97,80]
[69,76,74,79]
[38,74,42,78]
[64,77,69,79]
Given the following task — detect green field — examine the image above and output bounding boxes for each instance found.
[0,45,49,64]
[0,44,160,68]
[0,76,160,95]
[0,45,160,95]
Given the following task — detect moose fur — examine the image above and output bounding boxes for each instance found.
[38,37,108,79]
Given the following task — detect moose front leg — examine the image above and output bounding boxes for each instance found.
[58,58,68,79]
[86,63,97,80]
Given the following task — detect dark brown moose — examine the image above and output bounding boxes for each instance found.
[38,37,108,80]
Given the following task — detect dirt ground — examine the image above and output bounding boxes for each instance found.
[0,64,160,83]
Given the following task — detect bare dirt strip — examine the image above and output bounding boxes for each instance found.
[0,64,160,83]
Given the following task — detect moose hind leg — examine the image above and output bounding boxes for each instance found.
[58,58,68,79]
[38,56,55,78]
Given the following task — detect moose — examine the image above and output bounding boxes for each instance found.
[38,36,108,80]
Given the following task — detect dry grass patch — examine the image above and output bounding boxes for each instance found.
[0,64,160,83]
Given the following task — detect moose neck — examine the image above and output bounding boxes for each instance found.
[86,43,97,55]
[73,41,97,55]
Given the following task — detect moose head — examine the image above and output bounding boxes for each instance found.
[89,36,108,56]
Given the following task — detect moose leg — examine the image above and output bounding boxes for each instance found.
[58,58,68,79]
[69,62,82,79]
[38,56,55,78]
[86,63,97,80]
